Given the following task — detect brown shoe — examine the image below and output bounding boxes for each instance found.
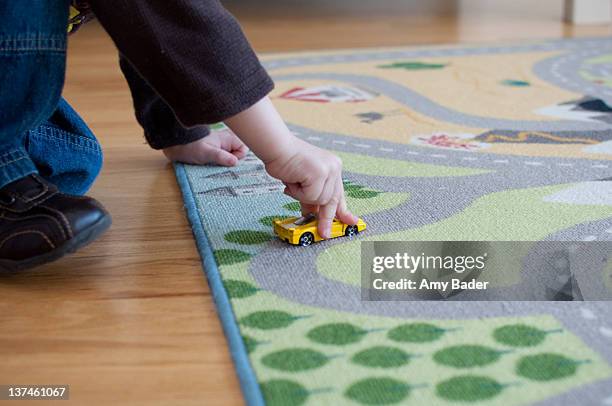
[0,174,111,271]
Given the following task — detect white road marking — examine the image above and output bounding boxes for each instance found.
[605,228,612,234]
[592,164,609,169]
[379,147,394,152]
[525,161,544,166]
[580,308,597,320]
[493,159,509,164]
[557,163,574,167]
[307,136,321,141]
[462,157,478,161]
[332,140,346,145]
[430,154,447,158]
[354,143,371,148]
[582,235,598,241]
[406,151,420,155]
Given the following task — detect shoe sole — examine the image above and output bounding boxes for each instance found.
[0,214,112,272]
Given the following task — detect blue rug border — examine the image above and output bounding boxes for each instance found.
[174,163,265,406]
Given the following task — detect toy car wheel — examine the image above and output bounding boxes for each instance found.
[299,232,314,246]
[345,225,358,237]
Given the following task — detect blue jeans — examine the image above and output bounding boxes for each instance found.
[0,1,102,195]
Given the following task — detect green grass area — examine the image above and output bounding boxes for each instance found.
[585,54,612,64]
[335,150,490,178]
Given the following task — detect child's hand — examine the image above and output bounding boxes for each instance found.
[163,128,248,166]
[265,138,359,239]
[222,96,357,239]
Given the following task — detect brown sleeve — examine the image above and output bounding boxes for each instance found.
[89,0,274,127]
[118,55,210,150]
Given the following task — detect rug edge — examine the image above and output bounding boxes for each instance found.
[174,163,265,406]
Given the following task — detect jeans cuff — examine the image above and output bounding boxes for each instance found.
[0,148,38,190]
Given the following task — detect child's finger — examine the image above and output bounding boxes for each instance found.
[229,136,249,159]
[232,144,249,160]
[317,189,340,239]
[239,144,250,158]
[212,148,239,166]
[335,177,359,225]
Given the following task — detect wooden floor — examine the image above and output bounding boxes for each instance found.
[0,5,610,405]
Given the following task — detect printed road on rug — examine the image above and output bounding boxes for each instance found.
[175,37,612,406]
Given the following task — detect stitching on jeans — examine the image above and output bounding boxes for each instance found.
[0,36,66,52]
[0,49,66,54]
[32,125,101,151]
[29,126,101,153]
[0,230,55,250]
[0,156,26,168]
[40,205,73,239]
[0,212,67,240]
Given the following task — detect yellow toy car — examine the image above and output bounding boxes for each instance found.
[273,213,367,246]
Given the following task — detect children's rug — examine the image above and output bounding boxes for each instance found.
[174,37,612,406]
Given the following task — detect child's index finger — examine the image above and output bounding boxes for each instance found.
[318,201,338,239]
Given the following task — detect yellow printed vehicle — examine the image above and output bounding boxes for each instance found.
[273,213,367,246]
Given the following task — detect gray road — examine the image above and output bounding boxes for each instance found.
[534,47,612,104]
[275,73,612,131]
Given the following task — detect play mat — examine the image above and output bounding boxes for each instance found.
[175,37,612,405]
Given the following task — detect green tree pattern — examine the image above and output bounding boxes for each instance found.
[433,345,509,368]
[388,323,450,343]
[240,311,305,330]
[516,353,584,381]
[262,348,331,372]
[214,249,251,265]
[307,323,371,345]
[224,280,259,298]
[345,377,412,404]
[351,346,413,368]
[493,324,561,347]
[436,375,504,401]
[224,230,272,245]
